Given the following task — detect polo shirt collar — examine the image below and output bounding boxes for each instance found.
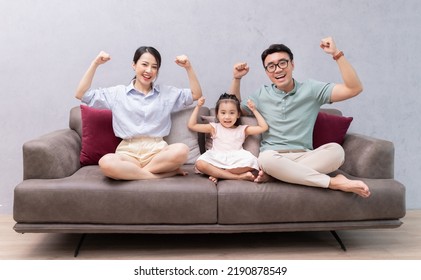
[272,78,298,96]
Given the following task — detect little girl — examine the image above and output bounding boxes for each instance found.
[188,93,268,183]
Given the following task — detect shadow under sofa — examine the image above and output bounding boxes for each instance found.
[13,106,406,253]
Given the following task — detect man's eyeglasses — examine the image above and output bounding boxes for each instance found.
[264,59,289,73]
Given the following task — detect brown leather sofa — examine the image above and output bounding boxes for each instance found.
[13,106,406,255]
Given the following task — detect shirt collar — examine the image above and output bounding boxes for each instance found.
[126,80,160,96]
[272,78,298,96]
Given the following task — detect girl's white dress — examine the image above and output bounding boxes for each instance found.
[196,122,259,170]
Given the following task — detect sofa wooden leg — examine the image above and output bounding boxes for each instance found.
[330,230,347,251]
[74,233,87,257]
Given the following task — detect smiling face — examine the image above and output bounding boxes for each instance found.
[264,52,295,92]
[132,52,159,93]
[216,101,241,128]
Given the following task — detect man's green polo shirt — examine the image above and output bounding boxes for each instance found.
[241,79,334,152]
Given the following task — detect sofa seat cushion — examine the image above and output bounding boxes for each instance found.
[217,173,406,224]
[13,165,217,225]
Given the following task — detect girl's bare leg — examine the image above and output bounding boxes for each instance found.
[195,160,256,183]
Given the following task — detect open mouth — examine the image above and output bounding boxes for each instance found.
[142,73,152,81]
[275,73,286,80]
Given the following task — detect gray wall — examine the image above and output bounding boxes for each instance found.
[1,0,420,213]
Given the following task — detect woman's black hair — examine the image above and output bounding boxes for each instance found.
[215,93,242,126]
[133,46,161,67]
[261,44,293,67]
[132,46,161,81]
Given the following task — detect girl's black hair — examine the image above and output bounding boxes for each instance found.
[215,93,242,126]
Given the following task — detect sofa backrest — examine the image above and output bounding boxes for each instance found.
[163,106,209,164]
[69,106,83,138]
[68,105,345,165]
[202,108,344,157]
[320,108,342,116]
[68,105,210,165]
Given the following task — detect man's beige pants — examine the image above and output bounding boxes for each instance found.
[258,143,345,188]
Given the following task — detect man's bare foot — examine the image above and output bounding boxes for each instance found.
[209,176,218,184]
[254,170,273,183]
[329,174,371,198]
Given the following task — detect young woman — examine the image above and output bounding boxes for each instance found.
[188,93,268,183]
[75,46,202,180]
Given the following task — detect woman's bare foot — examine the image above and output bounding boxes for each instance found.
[209,176,218,184]
[254,170,273,183]
[329,174,371,198]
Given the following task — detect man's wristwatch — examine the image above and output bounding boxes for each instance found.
[333,51,344,60]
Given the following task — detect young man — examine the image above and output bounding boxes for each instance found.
[229,37,370,198]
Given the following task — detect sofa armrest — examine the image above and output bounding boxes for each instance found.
[23,129,81,179]
[340,133,394,179]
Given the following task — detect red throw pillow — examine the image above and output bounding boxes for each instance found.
[312,112,353,149]
[80,105,121,166]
